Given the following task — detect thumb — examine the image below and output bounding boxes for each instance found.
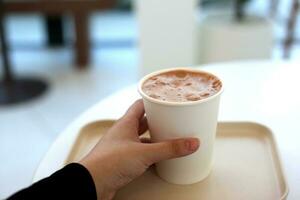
[143,138,200,164]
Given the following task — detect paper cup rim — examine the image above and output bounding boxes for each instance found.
[138,67,224,106]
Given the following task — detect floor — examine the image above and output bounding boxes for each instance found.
[0,9,299,198]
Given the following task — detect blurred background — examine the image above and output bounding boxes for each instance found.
[0,0,299,198]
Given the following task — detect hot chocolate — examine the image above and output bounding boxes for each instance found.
[142,70,222,102]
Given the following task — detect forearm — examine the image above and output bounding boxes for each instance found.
[7,163,97,200]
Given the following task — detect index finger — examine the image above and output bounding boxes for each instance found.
[111,100,145,139]
[124,99,145,121]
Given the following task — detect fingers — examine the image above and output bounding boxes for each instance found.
[140,137,151,143]
[124,99,145,121]
[110,100,147,139]
[142,138,200,164]
[138,116,148,135]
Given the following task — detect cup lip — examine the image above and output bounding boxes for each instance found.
[138,67,224,107]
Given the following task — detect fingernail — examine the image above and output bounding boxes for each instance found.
[185,139,200,152]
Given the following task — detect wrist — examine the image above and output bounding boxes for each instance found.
[79,158,116,200]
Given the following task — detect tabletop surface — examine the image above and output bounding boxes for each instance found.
[4,60,300,199]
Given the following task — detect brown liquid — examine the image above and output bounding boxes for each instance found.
[142,70,222,102]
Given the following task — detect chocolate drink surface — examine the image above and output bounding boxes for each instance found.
[142,70,222,102]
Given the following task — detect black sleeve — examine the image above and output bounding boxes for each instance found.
[7,163,97,200]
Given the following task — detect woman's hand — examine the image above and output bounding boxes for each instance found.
[79,100,200,200]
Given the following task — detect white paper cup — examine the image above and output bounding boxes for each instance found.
[138,67,223,185]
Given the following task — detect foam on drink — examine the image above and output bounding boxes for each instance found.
[142,70,222,102]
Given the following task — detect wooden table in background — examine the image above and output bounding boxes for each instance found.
[2,0,116,68]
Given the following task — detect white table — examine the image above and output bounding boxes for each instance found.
[15,61,300,199]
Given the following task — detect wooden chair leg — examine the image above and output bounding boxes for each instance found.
[45,15,65,47]
[74,12,89,69]
[0,0,13,83]
[283,0,299,59]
